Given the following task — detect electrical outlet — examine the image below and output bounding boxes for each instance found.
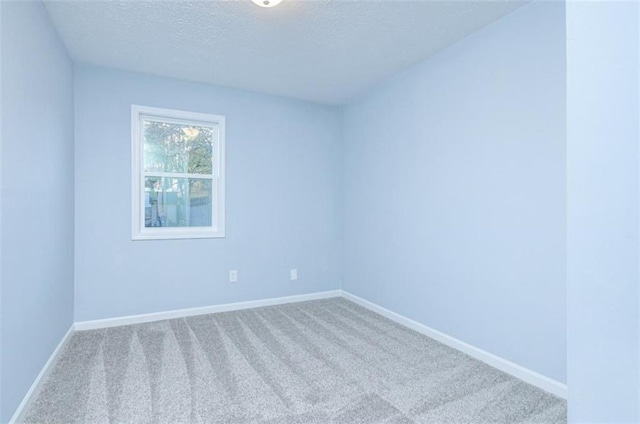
[290,268,298,281]
[229,270,238,283]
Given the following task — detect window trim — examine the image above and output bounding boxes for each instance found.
[131,104,226,240]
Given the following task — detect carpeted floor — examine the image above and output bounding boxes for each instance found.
[24,298,566,423]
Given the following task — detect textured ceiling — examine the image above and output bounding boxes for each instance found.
[44,0,527,105]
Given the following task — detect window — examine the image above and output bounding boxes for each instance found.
[131,105,225,240]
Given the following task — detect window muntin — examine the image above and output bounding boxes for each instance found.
[132,106,225,240]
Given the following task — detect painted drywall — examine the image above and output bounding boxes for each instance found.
[342,1,566,383]
[0,1,75,421]
[0,1,3,420]
[74,65,342,322]
[566,1,640,422]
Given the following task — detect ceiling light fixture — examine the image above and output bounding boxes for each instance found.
[252,0,283,7]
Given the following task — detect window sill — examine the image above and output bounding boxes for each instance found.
[132,229,226,241]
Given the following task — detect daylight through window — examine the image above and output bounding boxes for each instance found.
[131,105,225,240]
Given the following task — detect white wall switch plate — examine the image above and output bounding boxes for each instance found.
[290,268,298,281]
[229,270,238,283]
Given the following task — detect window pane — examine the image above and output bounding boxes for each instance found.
[142,119,214,174]
[144,177,213,228]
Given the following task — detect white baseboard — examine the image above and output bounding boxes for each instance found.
[9,325,75,424]
[340,290,568,399]
[74,290,342,331]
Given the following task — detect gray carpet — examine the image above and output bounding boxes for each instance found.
[24,298,566,423]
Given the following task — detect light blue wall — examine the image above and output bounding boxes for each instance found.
[0,2,4,421]
[566,1,640,422]
[74,65,342,321]
[342,1,567,383]
[0,1,75,422]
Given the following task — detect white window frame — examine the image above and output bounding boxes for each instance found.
[131,105,226,240]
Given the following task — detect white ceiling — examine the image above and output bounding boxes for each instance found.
[44,0,527,105]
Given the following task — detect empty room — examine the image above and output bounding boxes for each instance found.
[1,0,639,423]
